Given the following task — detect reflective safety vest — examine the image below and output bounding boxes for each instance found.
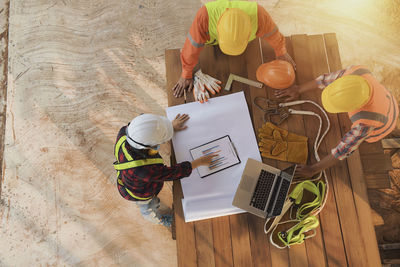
[205,0,258,45]
[345,65,399,143]
[114,135,164,200]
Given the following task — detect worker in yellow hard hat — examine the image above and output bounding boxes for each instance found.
[275,65,399,176]
[172,0,296,98]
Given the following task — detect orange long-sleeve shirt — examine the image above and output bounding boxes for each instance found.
[180,5,287,79]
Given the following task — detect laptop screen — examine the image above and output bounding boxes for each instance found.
[281,164,297,177]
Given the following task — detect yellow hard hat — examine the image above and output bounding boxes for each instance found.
[217,8,251,56]
[321,75,371,113]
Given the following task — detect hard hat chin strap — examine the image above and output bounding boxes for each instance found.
[125,127,155,149]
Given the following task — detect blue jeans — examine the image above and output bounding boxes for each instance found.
[135,196,163,224]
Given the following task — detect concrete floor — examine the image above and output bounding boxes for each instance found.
[0,0,399,266]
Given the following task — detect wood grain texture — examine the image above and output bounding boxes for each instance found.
[245,38,272,267]
[195,220,216,267]
[166,49,197,267]
[291,34,329,267]
[173,180,197,267]
[212,216,234,267]
[325,33,381,267]
[229,213,253,267]
[167,33,382,267]
[259,37,290,267]
[364,173,391,189]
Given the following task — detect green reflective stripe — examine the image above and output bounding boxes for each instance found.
[117,178,152,200]
[114,158,164,171]
[351,68,371,76]
[125,188,152,200]
[261,26,278,39]
[121,142,133,161]
[188,33,205,48]
[115,135,127,159]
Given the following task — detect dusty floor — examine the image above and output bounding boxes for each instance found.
[0,0,399,266]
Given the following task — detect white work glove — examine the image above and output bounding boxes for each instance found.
[193,76,210,103]
[194,70,222,95]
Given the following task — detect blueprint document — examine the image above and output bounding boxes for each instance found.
[190,135,240,178]
[166,92,261,222]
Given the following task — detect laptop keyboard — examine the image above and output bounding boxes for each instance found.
[250,170,275,211]
[272,179,290,216]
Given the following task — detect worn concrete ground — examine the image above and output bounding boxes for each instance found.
[0,0,399,266]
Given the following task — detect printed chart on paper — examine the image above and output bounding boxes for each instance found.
[190,135,240,178]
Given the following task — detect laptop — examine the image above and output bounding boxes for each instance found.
[232,158,297,219]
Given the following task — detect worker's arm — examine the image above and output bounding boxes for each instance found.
[137,154,216,182]
[296,153,339,177]
[256,5,295,68]
[173,6,209,98]
[274,80,319,101]
[275,66,353,101]
[296,124,373,177]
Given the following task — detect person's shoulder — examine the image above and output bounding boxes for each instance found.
[116,125,128,141]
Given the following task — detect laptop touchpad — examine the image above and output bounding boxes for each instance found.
[240,175,255,192]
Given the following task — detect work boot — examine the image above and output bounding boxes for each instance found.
[160,214,173,228]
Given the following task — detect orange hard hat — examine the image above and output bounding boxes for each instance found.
[256,60,295,89]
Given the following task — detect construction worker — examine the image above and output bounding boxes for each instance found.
[172,0,295,99]
[114,113,216,227]
[275,65,399,176]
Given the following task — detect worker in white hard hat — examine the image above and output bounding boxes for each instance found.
[172,0,295,101]
[113,113,216,227]
[275,65,398,176]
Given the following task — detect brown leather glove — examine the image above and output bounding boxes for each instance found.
[258,122,308,164]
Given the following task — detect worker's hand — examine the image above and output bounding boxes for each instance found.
[296,164,318,177]
[276,52,296,70]
[172,113,190,131]
[274,85,300,101]
[191,153,219,169]
[193,76,210,103]
[172,77,194,98]
[194,70,222,95]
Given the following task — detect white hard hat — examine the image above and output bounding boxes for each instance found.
[126,114,173,149]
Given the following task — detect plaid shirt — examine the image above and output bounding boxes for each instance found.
[315,66,375,160]
[115,126,192,201]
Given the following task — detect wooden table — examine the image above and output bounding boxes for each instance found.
[166,33,381,267]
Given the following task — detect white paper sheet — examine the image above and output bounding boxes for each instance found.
[166,92,262,222]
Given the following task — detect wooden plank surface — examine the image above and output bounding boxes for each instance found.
[195,220,216,267]
[364,173,391,189]
[325,33,381,267]
[361,153,393,172]
[323,33,371,267]
[296,34,331,267]
[258,37,290,267]
[230,214,253,267]
[165,49,197,267]
[382,138,400,148]
[166,33,382,267]
[212,216,234,267]
[280,34,310,267]
[244,38,273,267]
